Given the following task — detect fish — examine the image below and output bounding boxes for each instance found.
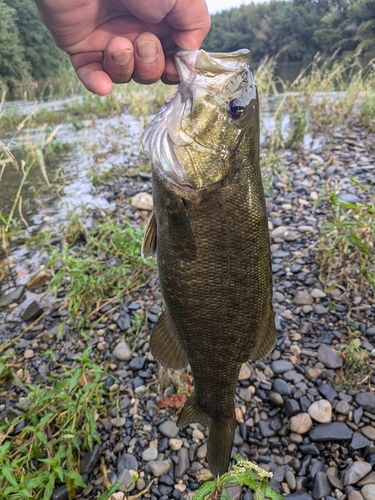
[141,48,276,477]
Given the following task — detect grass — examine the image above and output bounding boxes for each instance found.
[338,327,373,388]
[314,178,375,295]
[0,348,115,500]
[193,455,283,500]
[35,208,153,330]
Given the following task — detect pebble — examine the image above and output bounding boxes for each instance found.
[159,420,180,438]
[24,349,35,359]
[362,485,375,500]
[148,460,172,477]
[131,192,153,210]
[308,399,332,423]
[174,447,189,479]
[0,286,24,307]
[317,344,344,369]
[22,300,44,322]
[360,426,375,440]
[112,341,132,361]
[350,432,371,450]
[312,472,331,499]
[169,438,183,451]
[349,492,365,500]
[289,413,313,434]
[293,291,313,305]
[273,378,291,395]
[355,393,375,413]
[271,360,294,374]
[142,447,158,461]
[343,462,372,485]
[358,472,375,487]
[309,422,352,442]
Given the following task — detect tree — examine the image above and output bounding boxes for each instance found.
[0,0,30,84]
[348,0,375,51]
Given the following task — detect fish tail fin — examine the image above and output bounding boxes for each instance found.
[178,391,235,477]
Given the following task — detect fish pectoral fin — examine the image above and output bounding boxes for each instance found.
[142,212,157,259]
[243,312,277,362]
[168,200,197,259]
[150,310,188,369]
[178,392,235,477]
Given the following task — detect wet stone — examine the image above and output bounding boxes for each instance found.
[299,444,320,456]
[80,444,102,475]
[318,384,338,402]
[285,399,301,417]
[174,447,189,479]
[129,356,146,371]
[285,493,312,500]
[0,286,24,307]
[52,485,69,500]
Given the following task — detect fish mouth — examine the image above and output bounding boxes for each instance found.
[141,49,253,190]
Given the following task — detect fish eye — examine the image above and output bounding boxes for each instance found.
[228,99,245,119]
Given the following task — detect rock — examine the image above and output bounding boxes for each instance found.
[311,288,326,298]
[350,432,371,450]
[273,378,291,395]
[308,399,332,423]
[293,291,313,306]
[111,417,125,427]
[272,226,292,238]
[289,413,313,434]
[117,469,135,492]
[0,286,24,307]
[355,393,375,413]
[131,192,153,210]
[142,447,158,461]
[129,356,146,370]
[239,387,252,402]
[148,459,172,477]
[269,392,284,406]
[80,444,102,474]
[26,270,52,289]
[317,344,343,369]
[309,422,352,442]
[285,470,296,491]
[339,193,361,203]
[348,492,365,500]
[169,438,183,451]
[312,472,331,499]
[318,384,337,402]
[285,493,312,500]
[299,444,320,456]
[361,426,375,440]
[22,300,43,322]
[358,472,375,487]
[343,462,372,486]
[362,484,375,500]
[175,447,189,478]
[196,443,207,459]
[327,474,343,490]
[24,349,35,359]
[52,485,68,500]
[239,363,251,380]
[314,304,327,314]
[259,418,282,437]
[271,360,294,374]
[284,399,301,417]
[336,400,351,415]
[118,454,138,473]
[159,420,180,438]
[112,341,132,361]
[224,485,242,499]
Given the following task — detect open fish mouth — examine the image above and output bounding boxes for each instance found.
[141,49,255,190]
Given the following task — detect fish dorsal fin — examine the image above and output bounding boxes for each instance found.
[142,212,157,259]
[150,310,188,369]
[166,197,197,259]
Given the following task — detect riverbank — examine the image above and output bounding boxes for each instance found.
[0,110,374,499]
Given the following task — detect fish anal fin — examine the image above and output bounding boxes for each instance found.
[150,310,188,369]
[142,212,157,259]
[178,392,235,477]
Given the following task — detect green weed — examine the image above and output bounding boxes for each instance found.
[0,348,109,499]
[40,210,153,329]
[338,327,373,388]
[315,178,375,295]
[359,91,375,130]
[193,455,283,500]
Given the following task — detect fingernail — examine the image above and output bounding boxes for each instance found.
[165,73,179,84]
[112,49,132,65]
[136,41,158,64]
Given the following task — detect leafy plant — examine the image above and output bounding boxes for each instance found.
[193,456,283,500]
[338,327,373,388]
[0,348,108,499]
[315,178,375,295]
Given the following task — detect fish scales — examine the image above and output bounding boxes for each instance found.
[142,48,276,477]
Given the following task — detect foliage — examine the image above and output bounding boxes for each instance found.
[338,327,373,387]
[315,178,375,295]
[0,348,108,499]
[202,0,374,63]
[193,455,284,500]
[40,210,153,329]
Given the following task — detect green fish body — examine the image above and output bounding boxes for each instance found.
[141,49,276,477]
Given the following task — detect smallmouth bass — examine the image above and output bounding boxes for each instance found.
[141,48,276,476]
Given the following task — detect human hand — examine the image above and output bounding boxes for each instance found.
[34,0,210,95]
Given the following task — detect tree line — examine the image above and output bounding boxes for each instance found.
[0,0,374,88]
[202,0,375,63]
